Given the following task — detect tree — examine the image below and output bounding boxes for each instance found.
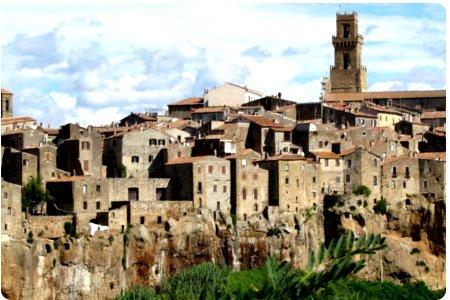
[352,185,371,198]
[373,198,388,215]
[22,176,53,214]
[119,164,127,178]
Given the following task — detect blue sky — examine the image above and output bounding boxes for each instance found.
[0,3,446,126]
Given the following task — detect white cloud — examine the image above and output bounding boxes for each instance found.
[369,81,403,91]
[50,91,77,111]
[407,82,434,91]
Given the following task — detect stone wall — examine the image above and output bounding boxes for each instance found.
[1,180,23,238]
[28,215,73,239]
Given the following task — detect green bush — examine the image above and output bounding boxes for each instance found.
[374,198,388,215]
[64,222,75,236]
[410,248,421,255]
[352,185,371,198]
[26,231,34,244]
[119,164,127,178]
[267,227,282,237]
[22,176,53,214]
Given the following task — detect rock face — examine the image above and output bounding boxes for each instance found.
[1,204,445,299]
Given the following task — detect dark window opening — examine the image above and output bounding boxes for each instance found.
[96,201,100,210]
[344,54,350,69]
[149,139,157,145]
[405,199,411,205]
[132,156,139,163]
[83,201,88,210]
[45,244,51,253]
[197,182,203,193]
[149,155,154,162]
[96,185,101,192]
[157,216,162,224]
[140,216,145,224]
[242,188,247,200]
[64,243,70,250]
[343,23,350,38]
[128,188,139,201]
[217,201,220,210]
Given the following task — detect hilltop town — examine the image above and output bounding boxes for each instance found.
[1,12,446,299]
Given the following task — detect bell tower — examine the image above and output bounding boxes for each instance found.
[329,12,367,93]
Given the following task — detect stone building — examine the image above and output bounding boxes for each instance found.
[165,156,231,212]
[119,112,157,126]
[22,145,59,185]
[380,153,420,206]
[329,12,367,93]
[1,88,13,118]
[56,124,104,178]
[296,102,322,122]
[192,134,236,157]
[1,116,37,134]
[310,151,344,195]
[204,82,262,107]
[341,147,382,204]
[103,126,191,178]
[167,97,205,119]
[1,147,38,186]
[191,107,231,124]
[1,128,47,151]
[1,180,23,238]
[417,152,446,201]
[258,155,320,214]
[421,111,446,128]
[226,149,268,221]
[242,95,297,111]
[419,130,445,153]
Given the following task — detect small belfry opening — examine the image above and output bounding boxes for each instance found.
[344,54,350,69]
[343,23,350,38]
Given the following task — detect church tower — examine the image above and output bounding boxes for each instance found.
[329,12,367,93]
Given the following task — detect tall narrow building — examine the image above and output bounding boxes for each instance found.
[1,88,13,118]
[329,12,367,93]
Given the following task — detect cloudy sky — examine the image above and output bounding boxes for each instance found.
[1,3,446,126]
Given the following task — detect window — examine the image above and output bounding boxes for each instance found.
[140,216,145,224]
[81,141,90,150]
[335,176,340,183]
[23,159,29,166]
[405,167,410,178]
[132,156,139,163]
[4,224,7,231]
[158,139,166,146]
[7,207,11,215]
[253,173,258,180]
[312,191,317,198]
[373,159,377,167]
[285,164,289,171]
[390,142,395,151]
[83,201,88,210]
[312,177,316,184]
[392,167,397,178]
[45,152,52,161]
[253,188,258,200]
[243,214,247,221]
[241,159,247,166]
[128,188,139,201]
[3,192,7,199]
[423,181,428,188]
[254,204,258,212]
[96,202,100,209]
[148,155,154,162]
[301,165,305,171]
[197,182,203,193]
[403,181,407,189]
[84,160,89,171]
[362,131,366,136]
[223,185,227,193]
[324,159,329,167]
[343,54,350,69]
[149,139,157,146]
[343,23,350,38]
[347,159,352,168]
[177,151,181,158]
[382,152,386,158]
[319,141,323,148]
[390,180,396,189]
[157,216,162,224]
[222,166,226,174]
[335,159,340,167]
[242,172,246,180]
[213,185,217,192]
[285,177,289,184]
[208,165,213,174]
[345,174,350,183]
[242,188,247,200]
[5,99,9,111]
[96,185,101,192]
[217,201,220,210]
[373,176,378,186]
[83,185,87,194]
[296,179,300,187]
[197,167,201,174]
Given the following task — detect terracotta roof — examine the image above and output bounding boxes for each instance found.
[417,152,446,161]
[324,90,446,102]
[47,176,88,182]
[239,115,284,127]
[421,111,446,119]
[1,116,36,125]
[339,147,357,157]
[265,154,306,161]
[381,154,411,166]
[37,126,59,135]
[310,151,341,159]
[271,126,294,132]
[368,105,403,115]
[165,155,224,165]
[168,97,204,106]
[192,107,226,114]
[1,88,12,94]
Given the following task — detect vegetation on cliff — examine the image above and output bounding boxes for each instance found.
[116,232,442,299]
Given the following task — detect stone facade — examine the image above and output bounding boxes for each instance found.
[204,82,262,107]
[165,156,231,212]
[1,88,13,118]
[1,180,23,238]
[1,147,38,186]
[28,215,73,239]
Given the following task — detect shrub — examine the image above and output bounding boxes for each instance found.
[352,185,371,198]
[22,176,53,214]
[27,231,34,244]
[119,164,127,178]
[410,248,421,255]
[267,227,282,237]
[64,222,75,236]
[373,198,388,215]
